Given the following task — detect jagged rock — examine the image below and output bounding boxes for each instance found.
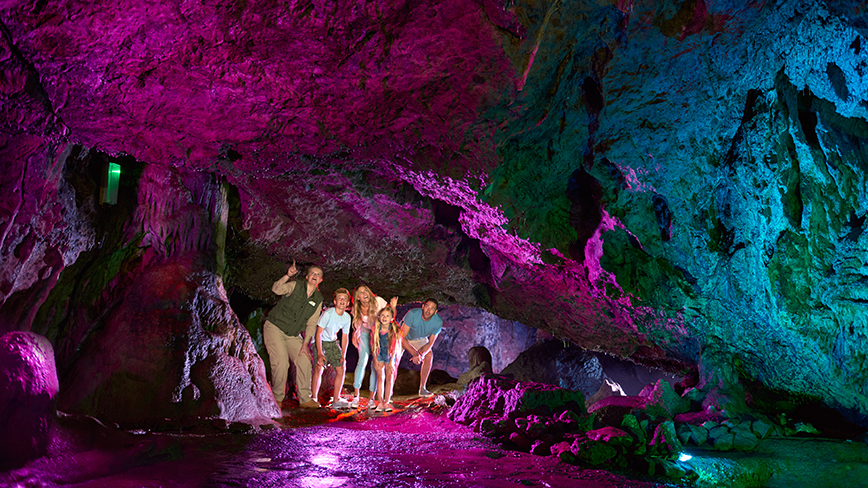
[585,426,634,448]
[448,375,585,428]
[638,380,692,420]
[0,332,59,469]
[57,253,279,425]
[570,438,618,466]
[648,421,682,457]
[588,379,690,424]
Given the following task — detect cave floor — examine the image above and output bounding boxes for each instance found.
[7,391,865,488]
[0,394,674,488]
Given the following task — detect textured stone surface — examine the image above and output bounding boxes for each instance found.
[1,0,868,423]
[57,252,280,425]
[0,332,58,469]
[397,304,538,379]
[500,340,606,398]
[448,374,585,428]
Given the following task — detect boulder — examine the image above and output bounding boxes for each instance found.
[587,379,690,423]
[0,332,59,469]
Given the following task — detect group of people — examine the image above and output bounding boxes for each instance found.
[262,261,443,412]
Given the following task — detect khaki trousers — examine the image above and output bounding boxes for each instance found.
[264,320,313,403]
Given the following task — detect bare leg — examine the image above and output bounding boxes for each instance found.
[385,361,395,404]
[390,347,404,394]
[333,365,345,401]
[420,353,434,392]
[375,362,385,405]
[311,363,323,402]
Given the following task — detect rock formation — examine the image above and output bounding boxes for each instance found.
[0,332,58,469]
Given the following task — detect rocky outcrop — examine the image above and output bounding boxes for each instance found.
[0,332,59,469]
[396,304,537,379]
[57,252,279,425]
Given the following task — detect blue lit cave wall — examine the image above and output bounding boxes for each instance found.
[1,0,867,428]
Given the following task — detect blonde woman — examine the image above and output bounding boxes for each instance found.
[350,285,397,408]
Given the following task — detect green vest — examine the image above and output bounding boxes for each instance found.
[266,280,324,337]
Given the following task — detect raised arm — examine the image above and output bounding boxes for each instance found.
[272,260,298,295]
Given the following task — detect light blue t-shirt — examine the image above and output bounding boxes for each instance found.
[316,307,351,342]
[402,307,443,340]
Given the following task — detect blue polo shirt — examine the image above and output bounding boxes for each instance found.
[402,307,443,340]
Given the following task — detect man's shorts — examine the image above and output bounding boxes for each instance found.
[321,340,343,367]
[407,337,429,352]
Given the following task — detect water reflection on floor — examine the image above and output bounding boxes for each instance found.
[1,399,672,488]
[204,402,669,488]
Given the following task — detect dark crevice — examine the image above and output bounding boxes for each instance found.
[566,168,603,262]
[652,194,672,241]
[826,63,850,101]
[797,88,820,148]
[844,212,866,242]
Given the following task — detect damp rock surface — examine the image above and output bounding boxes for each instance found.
[0,331,59,469]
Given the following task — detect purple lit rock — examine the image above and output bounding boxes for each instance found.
[57,252,279,426]
[448,375,585,429]
[0,332,59,469]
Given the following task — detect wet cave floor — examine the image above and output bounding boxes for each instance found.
[2,395,674,488]
[6,394,867,487]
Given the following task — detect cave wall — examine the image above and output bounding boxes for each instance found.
[2,0,868,422]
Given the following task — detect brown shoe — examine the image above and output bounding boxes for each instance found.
[299,400,321,409]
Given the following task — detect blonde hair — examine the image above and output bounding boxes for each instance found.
[371,305,399,358]
[352,285,377,327]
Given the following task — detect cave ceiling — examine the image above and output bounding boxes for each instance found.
[3,0,868,417]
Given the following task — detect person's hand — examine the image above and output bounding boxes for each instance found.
[389,296,398,310]
[287,260,297,276]
[412,354,422,365]
[352,327,360,349]
[317,354,325,366]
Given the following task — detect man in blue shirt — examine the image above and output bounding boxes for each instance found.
[395,299,442,397]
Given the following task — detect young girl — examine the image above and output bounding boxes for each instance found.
[370,305,400,412]
[350,285,397,409]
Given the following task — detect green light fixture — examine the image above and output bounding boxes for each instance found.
[101,161,120,205]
